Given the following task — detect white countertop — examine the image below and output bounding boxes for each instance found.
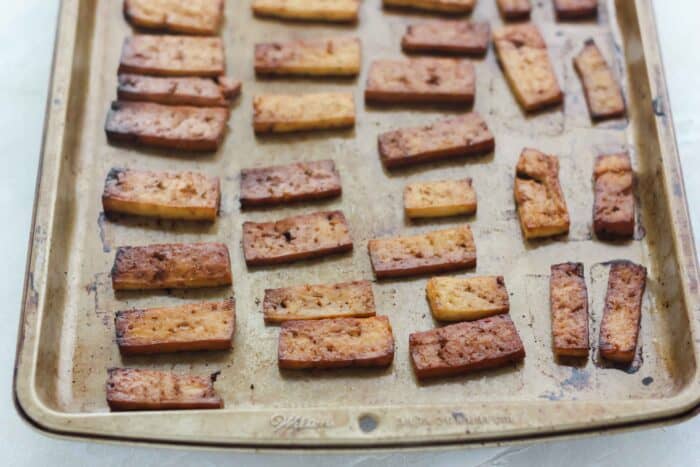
[1,1,698,465]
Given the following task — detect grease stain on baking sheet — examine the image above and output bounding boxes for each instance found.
[562,367,591,390]
[97,213,111,253]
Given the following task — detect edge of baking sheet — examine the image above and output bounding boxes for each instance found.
[12,0,700,450]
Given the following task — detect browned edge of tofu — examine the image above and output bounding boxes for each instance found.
[554,0,598,20]
[382,0,476,15]
[593,152,635,239]
[117,74,241,107]
[251,0,361,23]
[550,262,589,358]
[497,0,532,21]
[401,21,490,56]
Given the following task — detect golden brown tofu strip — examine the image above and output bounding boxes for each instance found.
[111,243,232,290]
[123,0,224,35]
[119,35,225,77]
[493,24,563,111]
[242,211,353,266]
[409,315,525,379]
[278,316,394,369]
[593,153,634,239]
[599,261,646,363]
[264,280,375,323]
[383,0,476,14]
[117,74,240,107]
[514,148,570,239]
[102,167,220,221]
[402,21,490,56]
[255,37,361,76]
[116,299,235,355]
[404,178,477,218]
[497,0,532,21]
[107,368,223,411]
[253,93,355,133]
[251,0,360,22]
[426,276,509,321]
[553,0,597,20]
[574,40,625,120]
[550,263,589,358]
[368,225,476,279]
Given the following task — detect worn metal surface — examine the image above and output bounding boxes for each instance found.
[12,0,700,449]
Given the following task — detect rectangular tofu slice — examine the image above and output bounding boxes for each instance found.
[404,178,477,218]
[378,113,494,169]
[493,24,563,111]
[574,40,625,120]
[365,58,475,105]
[105,101,228,152]
[497,0,532,20]
[115,299,235,355]
[107,368,223,411]
[240,160,341,208]
[401,21,490,56]
[255,37,361,76]
[102,167,220,221]
[553,0,597,19]
[251,0,360,22]
[111,243,232,290]
[124,0,224,35]
[264,280,375,323]
[119,35,225,77]
[383,0,476,14]
[550,263,589,357]
[514,148,570,239]
[253,93,355,133]
[426,276,510,321]
[117,74,240,107]
[593,153,634,239]
[278,316,394,369]
[409,315,525,379]
[368,225,476,279]
[242,211,353,266]
[599,261,646,363]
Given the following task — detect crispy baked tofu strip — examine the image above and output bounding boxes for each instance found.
[427,276,509,321]
[243,211,353,266]
[553,0,597,19]
[123,0,224,35]
[409,315,525,379]
[365,58,475,105]
[574,40,625,120]
[514,148,570,239]
[255,37,361,76]
[264,280,375,323]
[593,153,634,239]
[119,35,225,77]
[116,299,235,355]
[240,160,341,208]
[599,261,646,363]
[497,0,532,20]
[402,21,490,55]
[550,263,589,357]
[111,243,232,290]
[383,0,476,14]
[278,316,394,369]
[493,24,563,111]
[102,167,220,221]
[368,225,476,279]
[253,93,355,133]
[105,101,228,151]
[378,114,494,169]
[404,178,477,218]
[117,74,240,107]
[251,0,360,22]
[107,368,223,411]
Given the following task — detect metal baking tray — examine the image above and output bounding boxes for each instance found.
[13,0,700,449]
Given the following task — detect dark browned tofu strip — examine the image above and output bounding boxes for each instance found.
[378,113,494,169]
[368,225,476,279]
[574,40,625,120]
[553,0,597,19]
[278,316,394,369]
[497,0,531,20]
[599,261,646,363]
[105,101,228,152]
[383,0,475,14]
[123,0,224,35]
[117,74,240,107]
[107,368,223,411]
[365,58,475,105]
[119,35,225,77]
[401,21,490,56]
[264,280,375,323]
[593,153,634,239]
[550,263,589,357]
[409,315,525,379]
[242,211,353,266]
[111,243,232,290]
[115,299,235,355]
[240,160,341,208]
